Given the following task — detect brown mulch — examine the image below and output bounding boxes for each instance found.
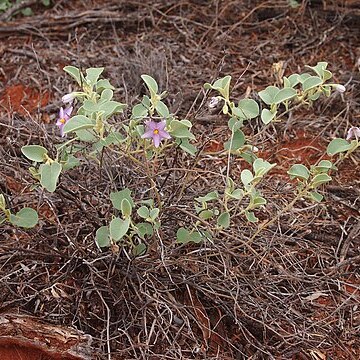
[0,1,359,359]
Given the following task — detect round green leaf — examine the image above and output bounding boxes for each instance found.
[39,162,62,192]
[110,217,130,242]
[327,138,352,156]
[302,76,323,92]
[217,212,230,228]
[287,164,310,181]
[10,207,38,228]
[21,145,48,162]
[137,206,150,219]
[261,109,276,124]
[96,226,110,247]
[237,99,259,119]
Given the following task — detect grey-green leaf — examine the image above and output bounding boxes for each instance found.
[110,217,130,241]
[273,88,297,104]
[261,109,276,124]
[63,115,95,134]
[39,162,62,192]
[327,138,352,156]
[302,76,323,92]
[217,212,230,228]
[237,99,259,119]
[287,164,310,181]
[141,75,158,94]
[21,145,48,162]
[96,226,110,247]
[9,207,38,228]
[110,189,134,210]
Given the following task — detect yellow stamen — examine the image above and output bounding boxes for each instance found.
[153,129,159,135]
[59,118,66,124]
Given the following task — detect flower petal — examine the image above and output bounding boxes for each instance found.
[64,106,73,118]
[157,120,166,131]
[158,130,171,139]
[141,130,154,139]
[153,134,161,147]
[59,107,64,119]
[145,120,157,131]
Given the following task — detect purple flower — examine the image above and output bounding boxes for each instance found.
[56,106,73,137]
[141,120,171,148]
[346,126,360,141]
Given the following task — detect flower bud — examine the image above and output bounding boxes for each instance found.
[62,92,76,104]
[208,97,220,109]
[346,126,360,140]
[335,84,346,93]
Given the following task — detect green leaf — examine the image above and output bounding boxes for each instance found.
[287,74,300,87]
[62,154,80,171]
[308,191,323,203]
[63,66,83,86]
[149,208,160,220]
[261,108,276,124]
[198,209,214,220]
[178,139,197,156]
[237,99,259,119]
[313,160,335,173]
[287,164,310,181]
[121,198,132,218]
[195,191,219,203]
[155,101,170,118]
[133,243,147,256]
[217,212,230,228]
[63,115,95,134]
[244,210,258,222]
[306,62,328,78]
[311,173,332,188]
[99,100,126,118]
[302,76,323,91]
[85,67,104,86]
[137,206,150,219]
[170,120,195,140]
[21,145,48,162]
[0,194,5,210]
[9,208,38,228]
[96,79,115,92]
[240,169,253,186]
[96,226,110,247]
[224,130,245,151]
[273,88,297,104]
[258,86,280,105]
[327,138,352,156]
[252,196,267,208]
[110,189,134,210]
[141,75,158,94]
[21,7,33,16]
[253,158,276,177]
[298,73,311,83]
[176,227,202,244]
[132,103,148,119]
[100,89,113,102]
[110,217,130,241]
[228,117,243,131]
[136,222,153,238]
[228,188,243,200]
[39,162,62,192]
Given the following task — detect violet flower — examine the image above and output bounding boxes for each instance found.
[62,92,76,104]
[56,106,73,137]
[346,126,360,141]
[141,120,171,148]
